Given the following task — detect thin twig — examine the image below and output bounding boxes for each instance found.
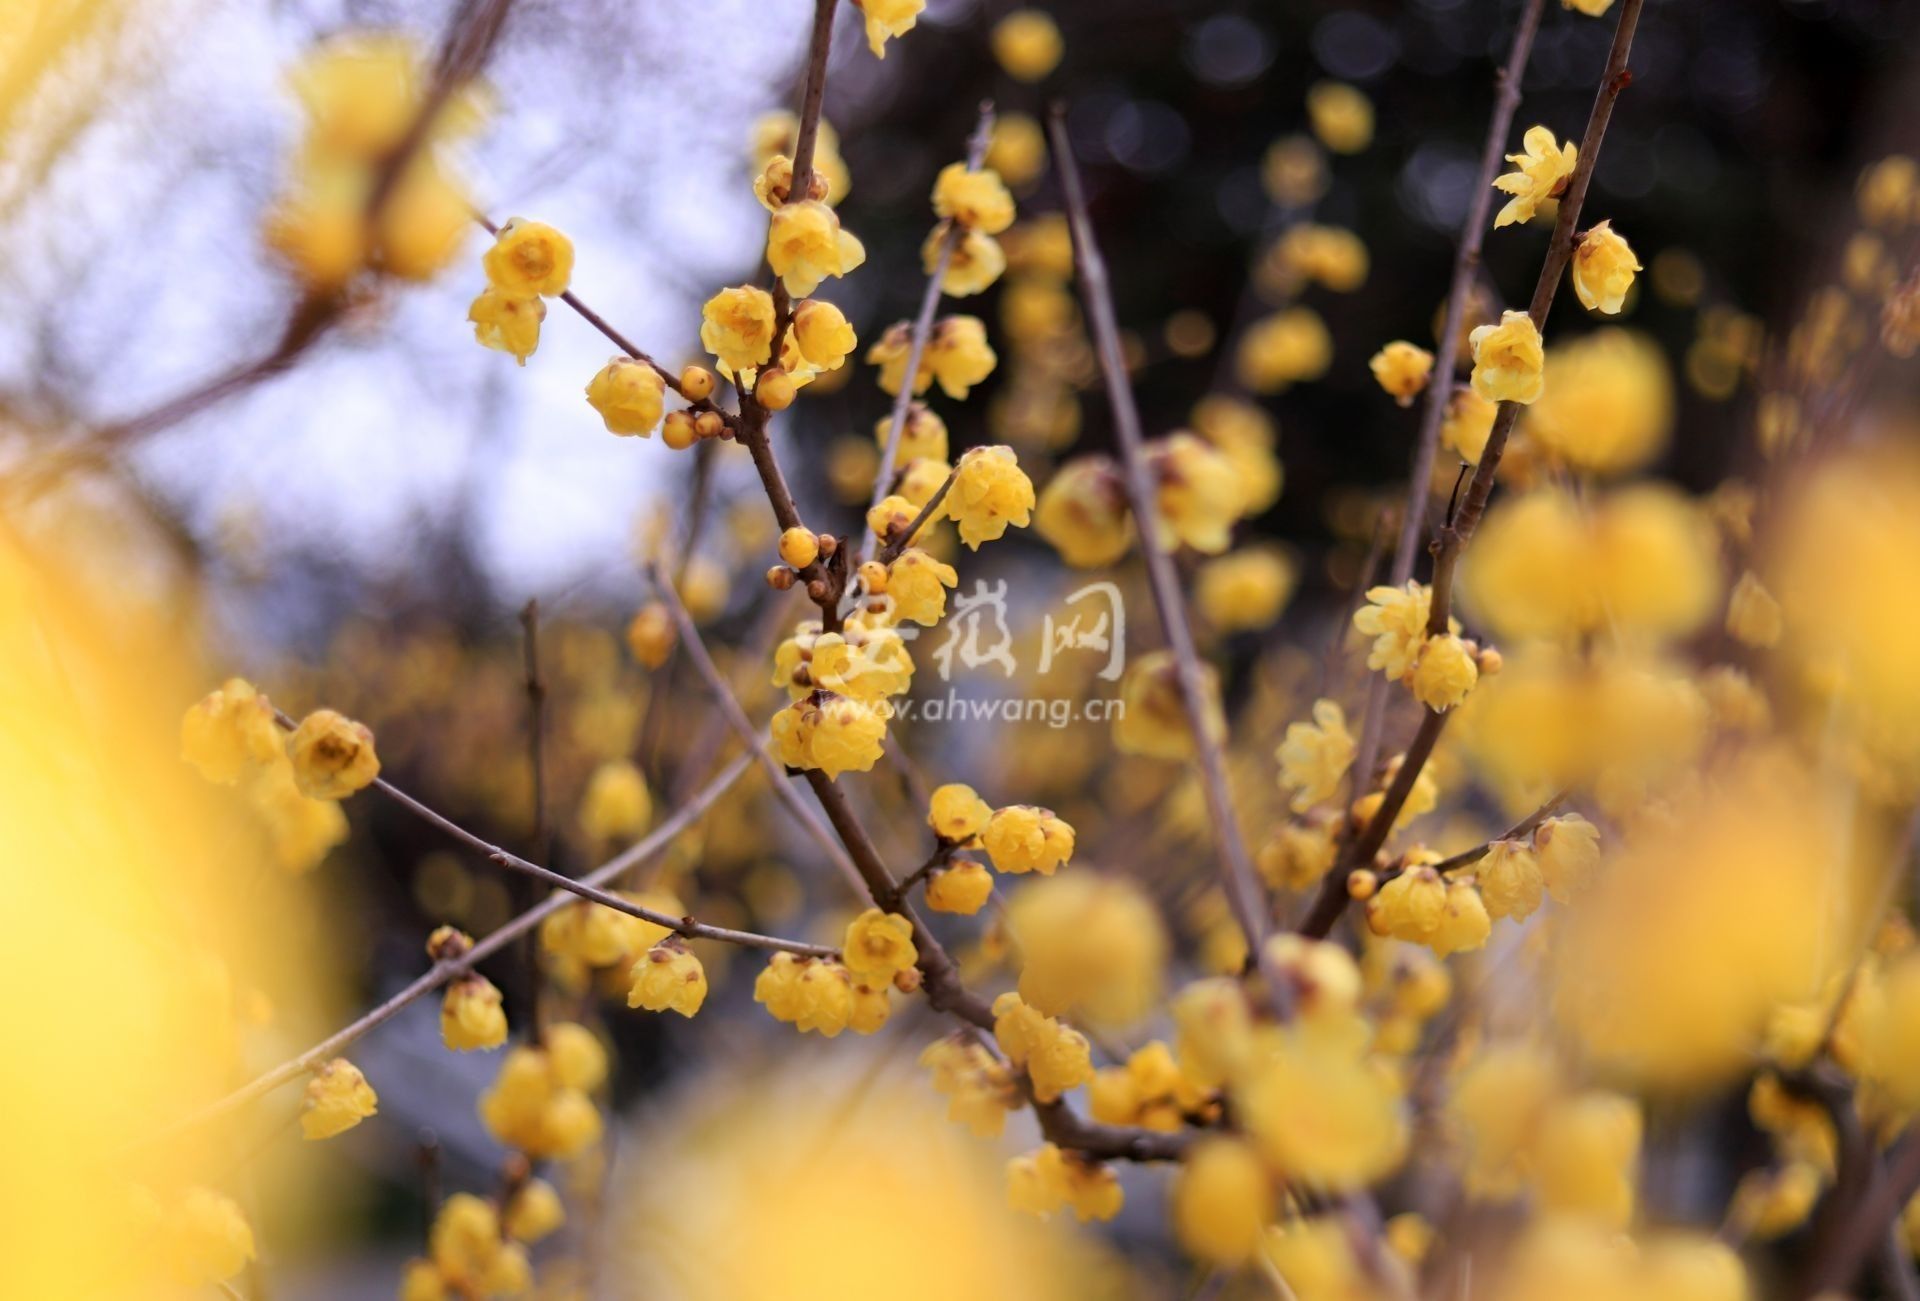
[1432,789,1569,874]
[1297,0,1647,939]
[1048,108,1269,956]
[516,598,550,1041]
[875,466,957,564]
[155,752,756,1137]
[867,102,997,523]
[1388,0,1547,589]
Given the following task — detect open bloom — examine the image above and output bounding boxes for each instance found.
[856,0,926,58]
[701,285,777,376]
[932,163,1016,234]
[944,445,1035,548]
[1278,699,1355,813]
[469,288,544,364]
[1469,310,1547,405]
[1370,340,1435,406]
[1571,221,1641,314]
[767,200,866,297]
[181,678,283,785]
[1493,126,1578,228]
[482,217,573,296]
[287,708,380,799]
[584,357,665,436]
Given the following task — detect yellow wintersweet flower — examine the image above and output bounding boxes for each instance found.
[991,10,1065,82]
[248,758,351,873]
[981,804,1075,875]
[1447,1042,1561,1198]
[482,218,574,297]
[1277,699,1355,813]
[1533,814,1601,903]
[1728,1163,1822,1241]
[1353,581,1435,681]
[1148,431,1243,554]
[1411,633,1480,712]
[1306,81,1373,155]
[933,162,1017,234]
[171,1187,257,1285]
[1726,570,1783,648]
[1370,340,1435,406]
[1469,310,1546,405]
[1476,839,1544,920]
[288,34,422,159]
[502,1180,565,1244]
[767,200,866,297]
[1035,455,1134,567]
[921,1035,1018,1136]
[885,548,959,625]
[1236,307,1333,392]
[926,861,994,915]
[286,708,380,799]
[628,939,708,1018]
[441,974,508,1051]
[302,1057,378,1139]
[791,298,857,371]
[874,403,948,463]
[379,164,472,281]
[843,908,919,985]
[1523,328,1671,473]
[993,992,1093,1101]
[750,111,852,205]
[1196,547,1296,632]
[944,445,1035,548]
[468,287,544,364]
[1532,1091,1642,1228]
[1114,650,1227,761]
[986,112,1048,187]
[584,356,665,436]
[771,695,889,779]
[929,315,998,398]
[925,223,1006,296]
[1266,223,1369,294]
[1368,867,1490,957]
[1571,220,1641,314]
[1493,126,1578,228]
[1007,1145,1123,1222]
[262,183,366,291]
[754,954,858,1036]
[928,782,992,842]
[1258,821,1339,892]
[1172,1138,1275,1267]
[1564,0,1616,13]
[578,758,651,843]
[1007,874,1166,1025]
[479,1033,605,1156]
[1236,1025,1408,1188]
[700,285,777,375]
[1441,385,1499,464]
[181,678,284,785]
[429,1194,520,1295]
[1191,394,1284,515]
[856,0,926,58]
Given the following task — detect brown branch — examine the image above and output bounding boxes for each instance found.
[516,598,551,1040]
[1387,0,1547,589]
[867,102,997,524]
[1048,108,1269,956]
[1427,0,1647,634]
[1432,788,1569,874]
[1297,0,1646,939]
[1344,0,1546,892]
[875,466,957,564]
[642,560,870,897]
[155,751,756,1137]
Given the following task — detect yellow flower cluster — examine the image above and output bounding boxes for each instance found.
[1352,582,1488,711]
[1006,1144,1123,1222]
[468,218,574,365]
[478,1023,606,1157]
[753,953,890,1037]
[920,1035,1018,1137]
[405,1193,532,1300]
[181,681,365,875]
[301,1056,378,1140]
[927,161,1017,296]
[1278,698,1356,813]
[628,938,709,1018]
[1089,1041,1214,1132]
[539,888,676,979]
[263,34,483,289]
[867,315,999,398]
[1469,310,1547,405]
[1366,862,1491,957]
[993,991,1093,1102]
[750,111,851,206]
[981,803,1076,875]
